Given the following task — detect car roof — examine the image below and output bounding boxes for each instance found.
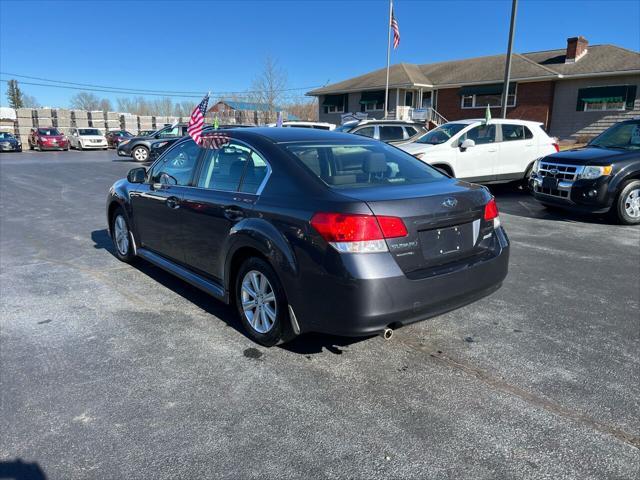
[230,127,376,144]
[358,119,422,125]
[445,118,543,126]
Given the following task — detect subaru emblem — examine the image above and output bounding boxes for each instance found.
[442,198,458,208]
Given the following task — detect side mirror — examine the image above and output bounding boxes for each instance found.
[460,139,475,150]
[127,167,147,184]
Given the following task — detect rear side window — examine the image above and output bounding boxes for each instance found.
[501,124,533,141]
[404,126,418,137]
[286,142,445,189]
[197,142,269,194]
[379,126,405,141]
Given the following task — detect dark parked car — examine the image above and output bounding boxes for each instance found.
[107,128,509,346]
[28,127,69,151]
[106,130,133,148]
[335,119,427,145]
[530,118,640,224]
[117,124,189,162]
[0,132,22,152]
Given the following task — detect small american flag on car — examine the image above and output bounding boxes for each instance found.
[187,93,210,145]
[200,132,231,150]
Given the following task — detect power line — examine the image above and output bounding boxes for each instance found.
[0,72,324,97]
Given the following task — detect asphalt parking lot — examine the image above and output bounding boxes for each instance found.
[1,149,638,480]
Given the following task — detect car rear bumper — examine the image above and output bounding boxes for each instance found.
[290,227,510,336]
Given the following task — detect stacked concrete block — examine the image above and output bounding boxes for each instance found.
[35,108,54,128]
[54,109,72,133]
[89,111,106,129]
[139,116,153,132]
[15,110,34,144]
[121,114,138,134]
[71,110,89,128]
[154,116,169,127]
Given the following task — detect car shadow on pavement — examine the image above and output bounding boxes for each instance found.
[91,229,371,355]
[488,183,615,225]
[0,459,47,480]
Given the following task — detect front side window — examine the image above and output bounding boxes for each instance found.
[286,141,445,189]
[197,142,269,193]
[501,124,533,141]
[158,126,180,138]
[150,140,200,186]
[461,124,496,145]
[379,126,405,141]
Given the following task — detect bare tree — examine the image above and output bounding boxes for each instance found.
[250,55,287,123]
[99,98,113,112]
[70,92,102,110]
[151,97,174,116]
[286,97,318,121]
[22,94,40,108]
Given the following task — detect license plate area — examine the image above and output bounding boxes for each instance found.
[542,176,558,190]
[420,222,476,264]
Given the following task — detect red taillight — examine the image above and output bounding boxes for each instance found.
[310,212,407,246]
[552,143,559,152]
[484,198,499,221]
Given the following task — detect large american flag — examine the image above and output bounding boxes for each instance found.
[187,93,209,145]
[391,7,400,49]
[200,132,231,150]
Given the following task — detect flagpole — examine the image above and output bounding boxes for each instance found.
[384,0,392,119]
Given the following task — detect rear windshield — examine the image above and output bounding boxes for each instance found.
[38,128,60,136]
[79,129,101,136]
[286,142,445,189]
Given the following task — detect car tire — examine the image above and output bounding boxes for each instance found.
[132,146,148,162]
[78,143,83,151]
[110,207,136,263]
[235,257,296,347]
[611,179,640,225]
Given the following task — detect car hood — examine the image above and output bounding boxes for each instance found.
[543,146,634,166]
[79,135,106,141]
[399,142,439,154]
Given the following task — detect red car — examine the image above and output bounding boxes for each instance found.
[105,130,133,149]
[28,127,69,151]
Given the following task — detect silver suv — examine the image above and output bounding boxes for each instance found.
[335,120,427,145]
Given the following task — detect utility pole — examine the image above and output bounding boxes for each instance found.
[383,0,393,119]
[501,0,518,118]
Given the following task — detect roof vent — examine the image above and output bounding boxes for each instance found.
[566,36,588,63]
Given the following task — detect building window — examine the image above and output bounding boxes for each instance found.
[405,91,414,107]
[322,94,346,114]
[364,101,384,112]
[324,104,344,114]
[577,85,637,112]
[461,93,516,109]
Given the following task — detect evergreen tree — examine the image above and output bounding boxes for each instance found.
[6,80,24,109]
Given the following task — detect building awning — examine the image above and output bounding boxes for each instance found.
[458,83,516,96]
[359,90,385,104]
[577,85,637,110]
[322,94,345,107]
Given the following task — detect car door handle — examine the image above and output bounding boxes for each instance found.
[166,196,180,209]
[487,149,498,152]
[224,205,245,221]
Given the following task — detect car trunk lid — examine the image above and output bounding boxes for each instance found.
[337,180,495,274]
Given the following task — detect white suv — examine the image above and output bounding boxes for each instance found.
[400,119,558,184]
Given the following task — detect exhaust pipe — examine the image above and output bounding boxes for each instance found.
[381,328,393,340]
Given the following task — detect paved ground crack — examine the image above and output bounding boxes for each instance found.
[399,336,640,450]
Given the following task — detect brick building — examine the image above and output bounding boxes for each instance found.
[307,37,640,140]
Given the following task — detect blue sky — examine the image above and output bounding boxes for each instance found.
[1,0,639,108]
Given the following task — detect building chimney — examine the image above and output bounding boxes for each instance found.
[566,36,588,63]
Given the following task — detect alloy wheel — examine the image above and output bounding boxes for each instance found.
[134,147,148,161]
[113,214,130,256]
[624,188,640,218]
[241,270,277,334]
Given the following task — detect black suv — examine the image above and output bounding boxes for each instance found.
[117,124,190,162]
[107,128,509,346]
[530,119,640,224]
